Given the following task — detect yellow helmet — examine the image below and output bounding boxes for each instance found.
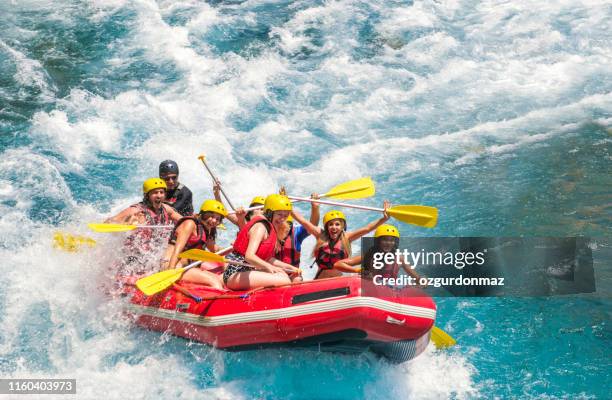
[143,178,167,194]
[374,224,400,238]
[199,199,228,217]
[323,210,346,226]
[250,196,265,206]
[264,194,292,212]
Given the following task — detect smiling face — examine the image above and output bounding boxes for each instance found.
[379,236,397,252]
[147,188,166,207]
[271,210,290,228]
[200,212,222,229]
[325,219,345,239]
[161,173,178,191]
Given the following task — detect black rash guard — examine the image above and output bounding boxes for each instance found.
[165,183,194,216]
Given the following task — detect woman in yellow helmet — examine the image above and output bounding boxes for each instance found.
[245,195,266,222]
[105,178,182,274]
[292,201,391,279]
[276,194,320,268]
[223,194,301,290]
[160,199,228,289]
[334,225,421,284]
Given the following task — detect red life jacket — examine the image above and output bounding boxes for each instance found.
[378,262,400,279]
[277,225,300,267]
[169,216,209,251]
[315,238,346,270]
[233,216,277,261]
[124,202,171,252]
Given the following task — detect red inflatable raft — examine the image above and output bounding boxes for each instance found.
[122,268,436,363]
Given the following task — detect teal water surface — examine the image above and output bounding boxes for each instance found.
[1,0,610,398]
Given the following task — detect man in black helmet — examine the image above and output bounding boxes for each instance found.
[159,160,194,216]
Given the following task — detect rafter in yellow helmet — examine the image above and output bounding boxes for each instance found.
[264,194,292,212]
[374,224,400,238]
[143,178,167,194]
[200,199,228,217]
[323,210,346,225]
[250,196,265,206]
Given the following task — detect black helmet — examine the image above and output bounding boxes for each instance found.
[159,160,179,175]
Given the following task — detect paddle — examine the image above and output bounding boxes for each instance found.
[198,154,236,211]
[87,223,173,233]
[135,246,232,296]
[53,231,96,252]
[228,177,376,215]
[320,177,375,200]
[180,249,227,263]
[430,326,457,349]
[287,196,438,228]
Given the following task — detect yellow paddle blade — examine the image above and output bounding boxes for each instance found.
[388,205,438,228]
[87,223,138,233]
[430,326,456,349]
[179,249,227,263]
[53,232,97,252]
[323,177,375,199]
[136,267,186,296]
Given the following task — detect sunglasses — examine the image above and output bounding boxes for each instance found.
[161,175,178,182]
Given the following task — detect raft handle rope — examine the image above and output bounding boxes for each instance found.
[173,283,202,303]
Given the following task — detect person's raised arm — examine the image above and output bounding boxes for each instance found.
[291,209,321,237]
[346,201,391,242]
[164,204,182,223]
[104,206,139,224]
[309,193,320,225]
[231,207,247,228]
[212,180,222,203]
[213,181,243,227]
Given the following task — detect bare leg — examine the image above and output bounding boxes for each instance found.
[182,268,224,290]
[226,270,291,291]
[316,269,342,279]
